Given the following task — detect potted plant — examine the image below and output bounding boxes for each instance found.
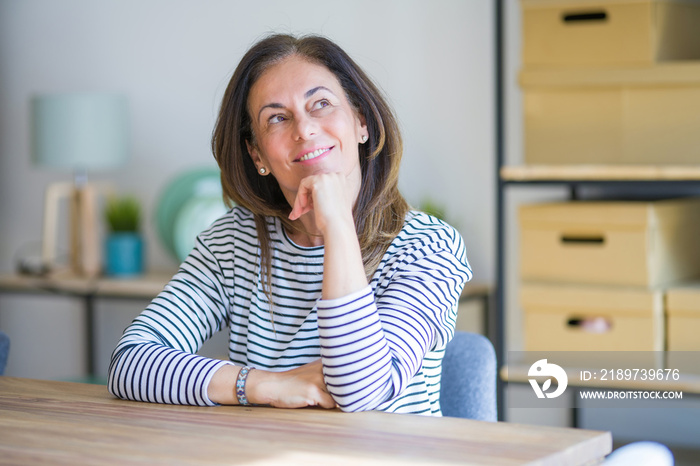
[104,195,144,277]
[419,198,447,221]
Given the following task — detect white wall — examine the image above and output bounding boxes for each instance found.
[0,0,495,379]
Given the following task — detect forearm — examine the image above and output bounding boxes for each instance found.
[108,342,229,406]
[108,236,234,405]
[109,291,229,405]
[317,244,468,412]
[318,213,401,410]
[317,287,397,411]
[208,360,335,408]
[319,215,413,411]
[207,364,241,404]
[320,214,367,300]
[207,365,282,406]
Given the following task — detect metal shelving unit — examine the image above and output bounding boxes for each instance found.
[492,0,700,423]
[495,171,700,424]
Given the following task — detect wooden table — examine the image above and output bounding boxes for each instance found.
[0,377,611,465]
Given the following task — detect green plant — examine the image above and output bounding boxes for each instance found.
[418,198,447,221]
[105,195,141,232]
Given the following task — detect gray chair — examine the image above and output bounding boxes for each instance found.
[440,331,497,421]
[0,330,9,375]
[605,441,674,465]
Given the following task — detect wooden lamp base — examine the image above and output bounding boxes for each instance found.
[41,182,101,278]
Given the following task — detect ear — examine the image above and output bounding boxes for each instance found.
[356,112,368,141]
[246,139,264,169]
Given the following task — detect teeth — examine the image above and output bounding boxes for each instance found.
[298,148,329,162]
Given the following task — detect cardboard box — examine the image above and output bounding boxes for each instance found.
[522,283,664,355]
[522,0,700,67]
[666,285,700,351]
[520,198,700,287]
[521,62,700,165]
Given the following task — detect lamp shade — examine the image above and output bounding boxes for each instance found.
[31,92,129,171]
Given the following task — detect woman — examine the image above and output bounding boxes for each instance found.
[109,33,472,415]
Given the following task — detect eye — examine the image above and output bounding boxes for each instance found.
[268,114,286,124]
[312,99,331,111]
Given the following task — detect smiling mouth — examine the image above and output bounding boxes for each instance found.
[296,147,332,162]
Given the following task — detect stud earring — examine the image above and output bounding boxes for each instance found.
[259,167,267,175]
[361,135,368,143]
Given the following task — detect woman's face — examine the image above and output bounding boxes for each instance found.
[246,55,367,208]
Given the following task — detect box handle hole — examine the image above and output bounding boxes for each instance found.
[560,235,605,245]
[567,317,612,334]
[562,11,608,23]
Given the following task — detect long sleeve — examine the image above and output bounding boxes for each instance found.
[108,235,233,406]
[318,224,471,412]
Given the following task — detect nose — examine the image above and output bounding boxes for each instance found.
[292,113,317,141]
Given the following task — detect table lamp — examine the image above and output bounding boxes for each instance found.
[31,92,129,277]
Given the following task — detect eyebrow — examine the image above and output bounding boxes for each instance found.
[305,86,332,99]
[256,86,334,123]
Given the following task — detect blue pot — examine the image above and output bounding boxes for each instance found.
[105,233,144,277]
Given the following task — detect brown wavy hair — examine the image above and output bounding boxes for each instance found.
[212,33,409,295]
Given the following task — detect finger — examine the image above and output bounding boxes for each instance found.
[289,177,319,220]
[318,393,337,409]
[289,196,312,220]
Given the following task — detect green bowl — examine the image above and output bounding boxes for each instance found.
[155,168,228,262]
[173,191,228,261]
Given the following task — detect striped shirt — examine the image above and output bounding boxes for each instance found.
[109,207,471,415]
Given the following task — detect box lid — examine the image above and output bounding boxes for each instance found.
[667,285,700,314]
[520,201,650,230]
[519,198,700,230]
[520,62,700,88]
[521,283,663,316]
[522,0,700,8]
